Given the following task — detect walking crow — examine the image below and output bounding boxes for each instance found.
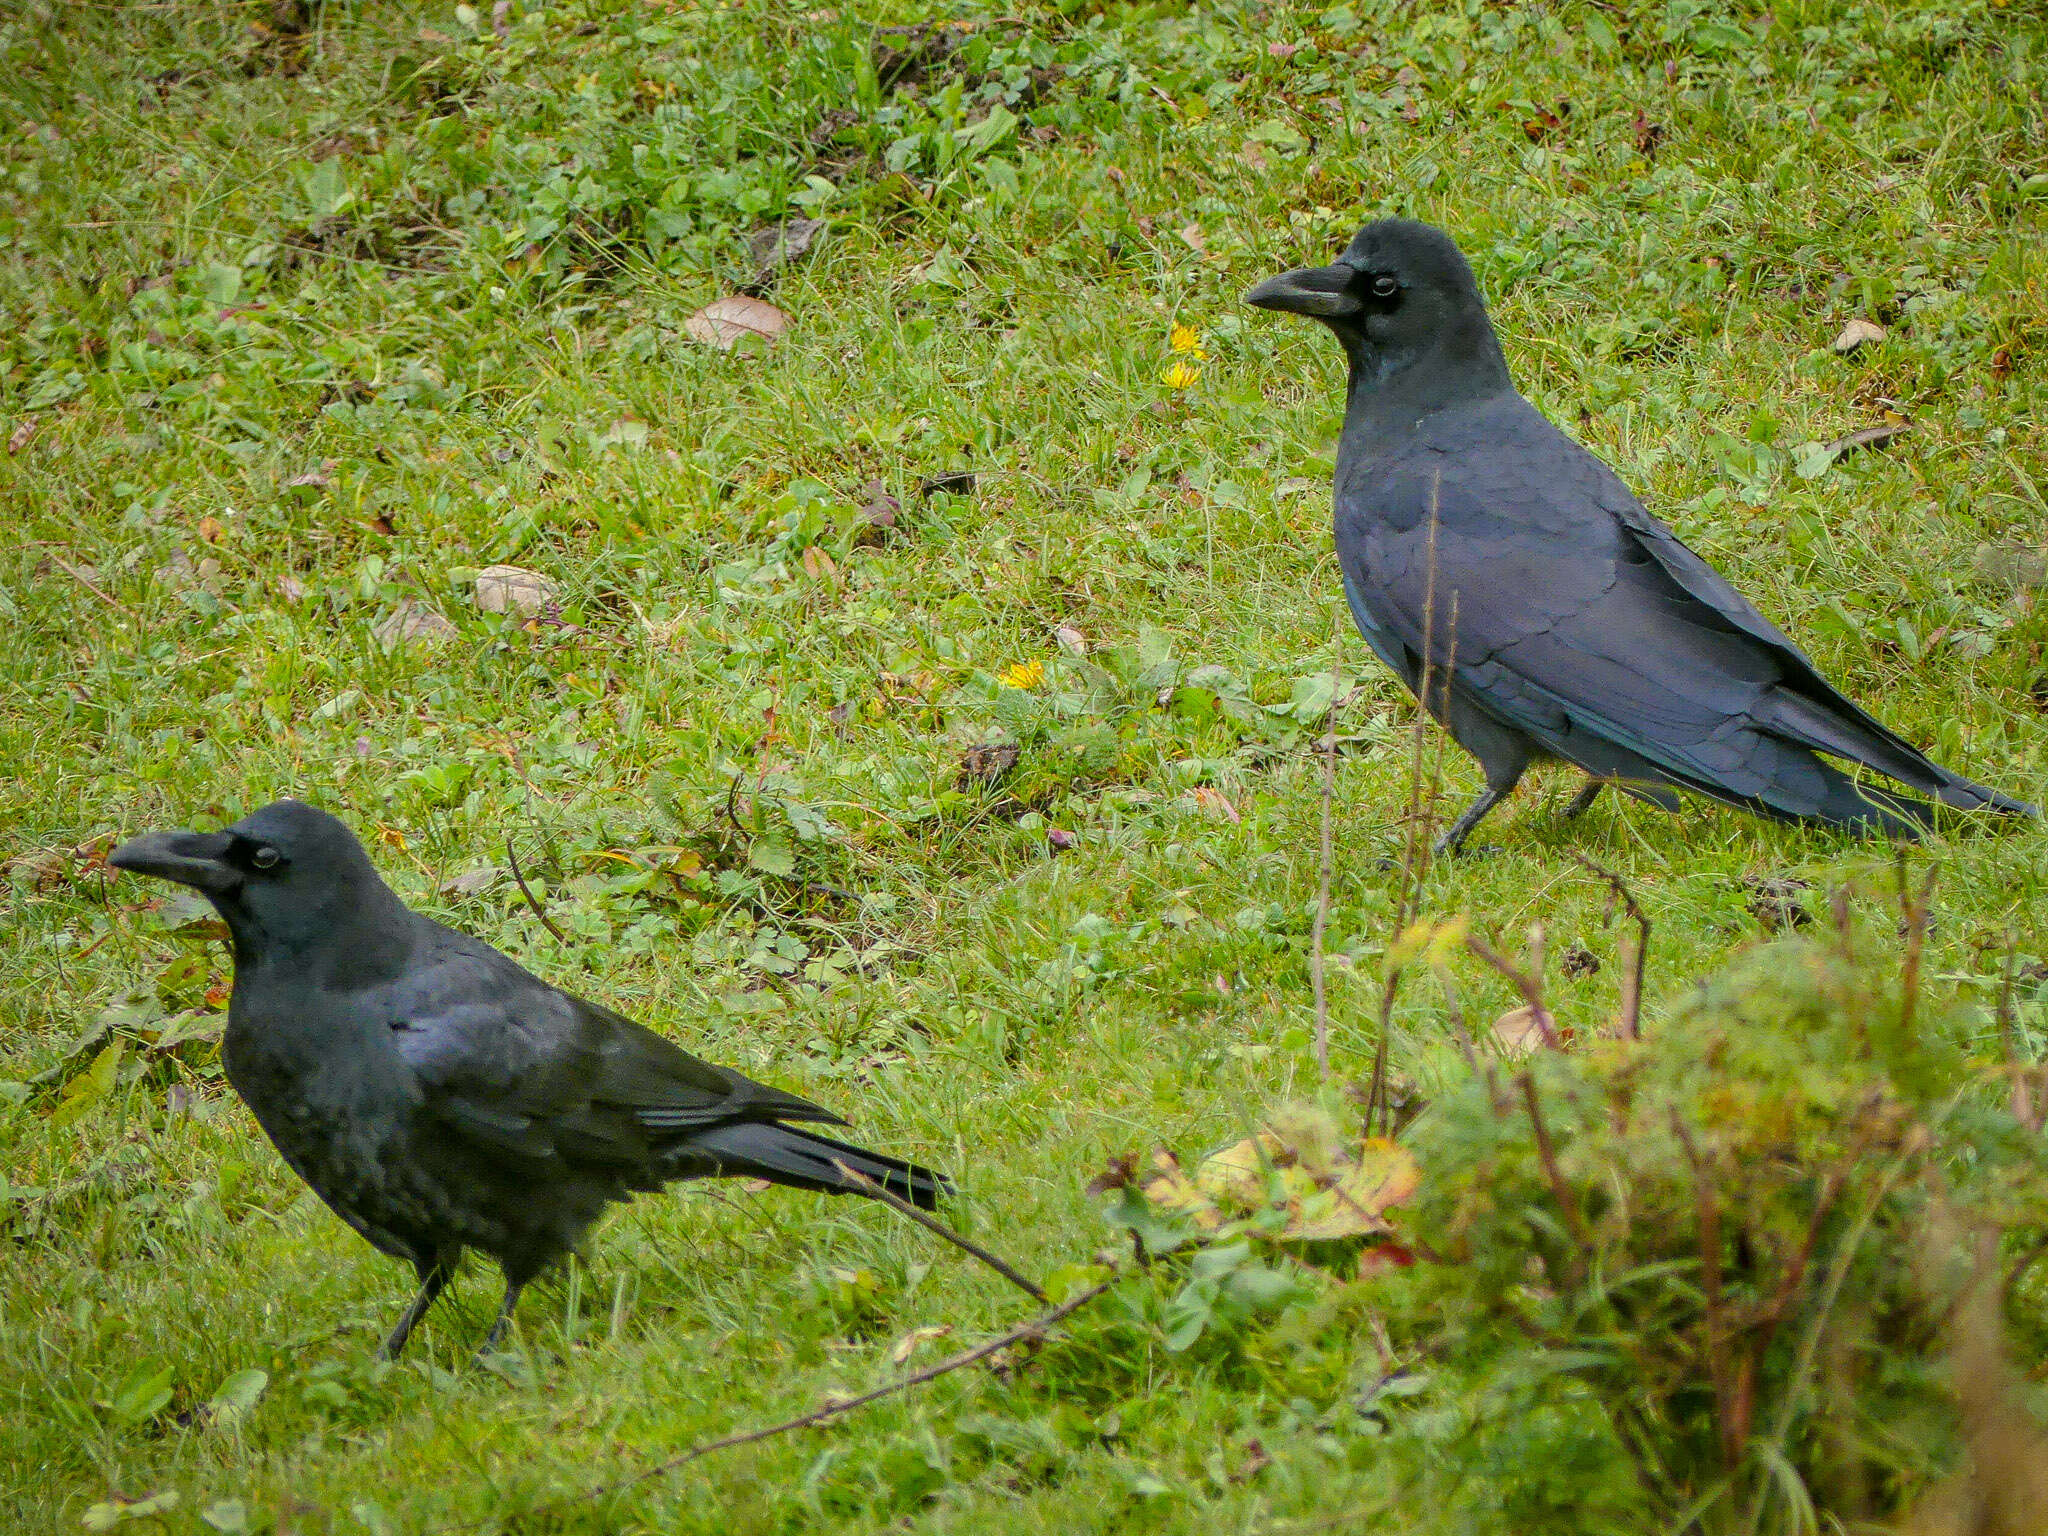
[1247,218,2035,852]
[110,799,948,1359]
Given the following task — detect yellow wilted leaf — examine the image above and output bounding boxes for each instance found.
[1142,1149,1225,1230]
[1145,1110,1421,1243]
[1388,915,1468,969]
[1196,1131,1420,1241]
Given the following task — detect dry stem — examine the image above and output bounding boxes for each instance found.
[476,1274,1119,1528]
[505,837,569,944]
[829,1160,1047,1304]
[1571,851,1650,1040]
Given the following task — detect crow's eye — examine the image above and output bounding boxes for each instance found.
[1370,274,1400,299]
[251,846,281,870]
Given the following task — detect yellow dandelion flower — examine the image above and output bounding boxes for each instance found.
[999,659,1045,689]
[1169,324,1209,360]
[1163,359,1201,390]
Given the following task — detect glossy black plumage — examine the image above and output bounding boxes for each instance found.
[1248,219,2035,851]
[110,800,947,1358]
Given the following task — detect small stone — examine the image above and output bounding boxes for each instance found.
[1054,624,1088,656]
[1972,544,2048,593]
[473,564,557,618]
[441,864,501,897]
[373,600,458,649]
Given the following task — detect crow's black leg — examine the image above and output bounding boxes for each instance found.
[476,1280,524,1357]
[379,1262,454,1360]
[1563,781,1603,820]
[1434,787,1508,856]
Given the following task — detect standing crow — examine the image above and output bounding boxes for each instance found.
[109,799,948,1359]
[1247,218,2035,852]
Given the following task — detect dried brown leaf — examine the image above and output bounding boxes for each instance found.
[684,295,792,350]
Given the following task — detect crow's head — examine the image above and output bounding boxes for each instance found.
[111,799,400,964]
[1246,218,1507,396]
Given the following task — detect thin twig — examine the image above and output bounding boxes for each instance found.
[1466,931,1560,1048]
[1995,941,2040,1134]
[1430,963,1480,1073]
[478,1275,1118,1528]
[1894,854,1936,1040]
[1572,852,1650,1040]
[48,554,138,620]
[1518,1072,1594,1268]
[829,1160,1047,1304]
[1671,1112,1739,1470]
[2004,1234,2048,1306]
[1367,969,1400,1139]
[1309,612,1341,1082]
[505,837,568,943]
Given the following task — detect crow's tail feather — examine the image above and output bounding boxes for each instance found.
[682,1122,950,1210]
[1765,689,2038,819]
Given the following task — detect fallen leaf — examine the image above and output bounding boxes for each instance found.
[1522,101,1568,142]
[284,468,331,488]
[1742,874,1812,932]
[7,416,37,454]
[959,741,1020,785]
[196,515,224,542]
[1146,1124,1421,1242]
[916,470,975,497]
[489,0,510,36]
[1832,318,1886,354]
[1189,786,1241,824]
[1490,1005,1549,1060]
[1178,223,1206,253]
[800,544,837,580]
[852,494,900,548]
[684,295,792,350]
[888,1324,952,1364]
[473,564,557,618]
[1821,421,1911,458]
[1562,945,1600,979]
[1356,1242,1417,1279]
[1053,623,1088,656]
[1085,1152,1141,1195]
[1233,1439,1273,1482]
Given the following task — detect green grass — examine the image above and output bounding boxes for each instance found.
[2,0,2045,1530]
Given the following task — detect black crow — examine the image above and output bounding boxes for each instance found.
[1247,218,2035,852]
[110,799,948,1359]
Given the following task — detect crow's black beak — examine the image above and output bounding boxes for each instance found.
[109,829,241,895]
[1245,263,1361,319]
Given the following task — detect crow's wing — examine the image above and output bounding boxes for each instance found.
[1333,395,1940,814]
[386,928,843,1171]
